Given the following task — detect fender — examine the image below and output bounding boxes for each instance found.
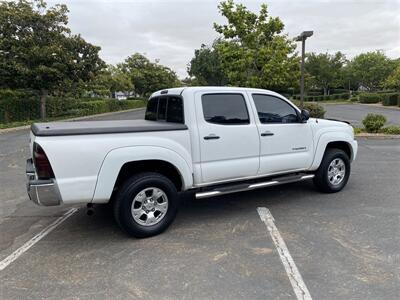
[310,131,358,171]
[92,146,193,203]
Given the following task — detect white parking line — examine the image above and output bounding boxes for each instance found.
[257,207,312,300]
[0,208,78,271]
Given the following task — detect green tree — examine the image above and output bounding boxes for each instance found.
[88,65,133,97]
[120,53,180,97]
[0,0,105,118]
[305,52,346,95]
[347,51,395,91]
[188,41,227,85]
[213,0,299,90]
[384,65,400,91]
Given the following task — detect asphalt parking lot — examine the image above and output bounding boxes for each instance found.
[322,103,400,126]
[0,106,399,299]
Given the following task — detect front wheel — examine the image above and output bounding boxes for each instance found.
[313,148,351,193]
[113,172,179,238]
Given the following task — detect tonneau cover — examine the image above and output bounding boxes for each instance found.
[31,120,188,136]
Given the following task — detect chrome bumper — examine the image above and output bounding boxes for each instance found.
[26,159,61,206]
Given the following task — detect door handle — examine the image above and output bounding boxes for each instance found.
[261,131,274,137]
[204,134,220,140]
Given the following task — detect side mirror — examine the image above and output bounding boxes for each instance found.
[300,109,310,122]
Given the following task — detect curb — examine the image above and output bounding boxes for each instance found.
[0,107,145,135]
[356,133,400,139]
[358,103,400,111]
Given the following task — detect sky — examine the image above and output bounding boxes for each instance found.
[48,0,400,78]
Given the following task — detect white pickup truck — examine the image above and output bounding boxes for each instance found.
[26,87,358,237]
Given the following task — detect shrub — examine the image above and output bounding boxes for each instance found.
[359,93,382,103]
[350,96,359,102]
[382,93,399,106]
[353,127,363,134]
[330,89,348,94]
[303,102,325,118]
[362,114,386,133]
[380,126,400,135]
[0,89,146,124]
[0,90,40,122]
[302,92,350,102]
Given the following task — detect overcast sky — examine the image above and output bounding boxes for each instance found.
[48,0,400,78]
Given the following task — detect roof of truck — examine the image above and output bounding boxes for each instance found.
[150,86,283,99]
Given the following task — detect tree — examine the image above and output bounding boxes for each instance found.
[212,0,299,90]
[188,41,227,85]
[88,65,133,97]
[120,53,180,97]
[385,65,400,91]
[0,0,105,118]
[305,52,346,95]
[346,51,395,91]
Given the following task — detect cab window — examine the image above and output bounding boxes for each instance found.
[201,93,249,125]
[252,94,299,124]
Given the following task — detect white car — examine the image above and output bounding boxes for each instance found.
[26,87,358,237]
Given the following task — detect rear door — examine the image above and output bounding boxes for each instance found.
[249,93,314,175]
[195,91,260,184]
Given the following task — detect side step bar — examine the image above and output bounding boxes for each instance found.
[195,174,315,199]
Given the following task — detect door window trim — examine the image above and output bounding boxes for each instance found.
[201,92,251,126]
[251,93,301,124]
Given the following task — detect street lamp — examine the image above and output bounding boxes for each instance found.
[295,31,313,109]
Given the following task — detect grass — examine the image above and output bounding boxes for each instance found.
[353,126,400,135]
[316,99,354,104]
[289,98,354,104]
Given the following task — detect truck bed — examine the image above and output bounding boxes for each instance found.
[31,120,188,136]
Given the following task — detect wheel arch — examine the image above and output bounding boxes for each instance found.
[310,132,357,170]
[92,146,193,203]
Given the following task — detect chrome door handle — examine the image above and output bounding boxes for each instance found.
[261,131,274,137]
[204,134,220,140]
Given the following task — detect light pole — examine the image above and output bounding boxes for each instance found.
[295,31,313,109]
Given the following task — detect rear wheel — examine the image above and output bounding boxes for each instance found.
[113,172,179,238]
[313,148,350,193]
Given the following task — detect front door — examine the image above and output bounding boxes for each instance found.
[195,92,260,183]
[249,93,314,175]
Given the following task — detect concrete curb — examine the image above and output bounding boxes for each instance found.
[0,107,145,135]
[356,133,400,139]
[358,103,400,111]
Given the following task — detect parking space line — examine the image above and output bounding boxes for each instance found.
[0,208,78,271]
[257,207,312,300]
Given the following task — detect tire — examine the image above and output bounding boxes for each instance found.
[113,172,179,238]
[313,148,351,193]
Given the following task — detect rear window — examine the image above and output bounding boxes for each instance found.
[145,96,184,123]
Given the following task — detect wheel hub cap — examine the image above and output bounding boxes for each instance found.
[131,187,168,226]
[327,158,346,186]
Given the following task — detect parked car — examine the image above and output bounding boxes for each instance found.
[26,87,358,237]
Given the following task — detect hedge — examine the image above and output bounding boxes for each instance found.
[382,93,399,106]
[0,90,145,123]
[359,92,400,105]
[359,93,383,103]
[293,92,350,102]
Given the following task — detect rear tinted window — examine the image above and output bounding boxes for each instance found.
[145,96,184,123]
[201,94,249,125]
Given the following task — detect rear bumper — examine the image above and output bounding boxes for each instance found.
[26,159,61,206]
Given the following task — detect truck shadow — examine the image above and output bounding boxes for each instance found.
[82,180,320,239]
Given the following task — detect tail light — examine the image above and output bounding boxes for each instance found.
[33,143,55,179]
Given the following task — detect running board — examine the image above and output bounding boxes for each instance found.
[195,174,315,199]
